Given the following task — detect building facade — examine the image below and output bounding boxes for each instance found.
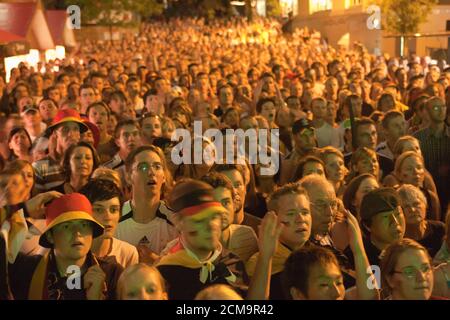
[293,0,450,59]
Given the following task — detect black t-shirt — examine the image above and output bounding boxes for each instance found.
[361,102,375,117]
[418,220,446,258]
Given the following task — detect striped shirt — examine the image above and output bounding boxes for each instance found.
[414,125,450,215]
[32,156,65,192]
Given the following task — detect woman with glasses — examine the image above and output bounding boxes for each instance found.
[380,239,444,300]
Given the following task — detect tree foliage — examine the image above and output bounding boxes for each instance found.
[377,0,438,35]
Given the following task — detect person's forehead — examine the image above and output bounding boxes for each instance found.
[309,262,342,281]
[134,150,161,163]
[58,121,80,130]
[396,249,429,268]
[93,197,120,207]
[142,117,160,125]
[120,125,139,134]
[72,145,92,154]
[309,185,335,200]
[81,87,94,94]
[278,193,308,209]
[262,101,275,108]
[90,104,108,113]
[358,124,376,132]
[213,186,232,199]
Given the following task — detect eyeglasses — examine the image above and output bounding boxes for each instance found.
[134,161,163,173]
[393,264,432,279]
[432,104,447,111]
[311,200,338,212]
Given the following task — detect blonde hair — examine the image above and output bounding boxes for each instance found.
[394,151,423,181]
[194,284,243,300]
[92,167,122,190]
[116,263,167,300]
[393,136,420,160]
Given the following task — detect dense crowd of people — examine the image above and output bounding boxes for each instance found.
[0,17,449,300]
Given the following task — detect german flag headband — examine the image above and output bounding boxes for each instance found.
[169,189,229,220]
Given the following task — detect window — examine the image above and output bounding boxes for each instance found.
[309,0,332,14]
[345,0,362,9]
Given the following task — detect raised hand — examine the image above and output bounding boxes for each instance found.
[258,211,283,259]
[344,209,364,254]
[84,264,107,300]
[25,191,63,219]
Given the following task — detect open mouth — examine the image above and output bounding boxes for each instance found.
[72,241,84,248]
[147,180,157,186]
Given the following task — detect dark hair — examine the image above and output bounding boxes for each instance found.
[86,101,111,118]
[281,246,340,299]
[342,173,378,217]
[79,84,95,95]
[212,163,246,184]
[110,90,127,102]
[256,97,276,114]
[43,86,59,100]
[200,172,235,200]
[292,156,325,182]
[113,119,140,139]
[139,112,160,127]
[217,83,233,97]
[62,141,99,181]
[124,145,173,197]
[8,127,32,152]
[80,178,123,208]
[381,110,404,129]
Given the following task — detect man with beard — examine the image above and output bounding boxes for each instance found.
[116,146,178,262]
[33,109,88,192]
[102,120,142,189]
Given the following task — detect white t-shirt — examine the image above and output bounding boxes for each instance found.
[315,122,340,148]
[108,238,139,269]
[116,202,179,255]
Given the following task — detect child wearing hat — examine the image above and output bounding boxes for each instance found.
[7,193,123,300]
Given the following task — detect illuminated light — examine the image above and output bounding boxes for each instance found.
[27,49,40,68]
[45,49,57,62]
[230,1,245,5]
[55,46,66,60]
[4,54,29,83]
[414,33,421,37]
